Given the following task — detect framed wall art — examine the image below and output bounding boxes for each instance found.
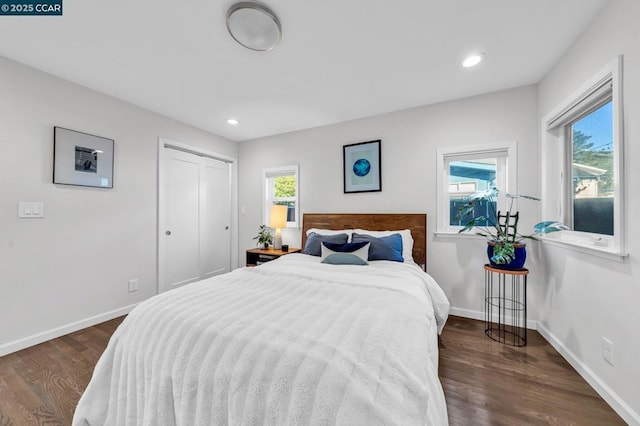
[343,139,381,193]
[53,126,114,188]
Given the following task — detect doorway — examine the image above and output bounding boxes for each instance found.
[158,138,237,293]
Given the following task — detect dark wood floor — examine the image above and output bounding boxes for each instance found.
[0,317,124,425]
[439,316,624,425]
[0,315,624,425]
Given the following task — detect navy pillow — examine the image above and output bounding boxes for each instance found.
[303,232,349,256]
[322,241,369,253]
[351,232,404,262]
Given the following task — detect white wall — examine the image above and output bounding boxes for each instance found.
[238,84,541,320]
[0,57,237,353]
[537,0,640,423]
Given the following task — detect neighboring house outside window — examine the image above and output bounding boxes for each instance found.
[541,56,625,257]
[436,142,517,234]
[263,165,299,228]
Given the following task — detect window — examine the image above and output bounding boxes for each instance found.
[542,56,624,256]
[436,142,516,233]
[263,165,299,228]
[569,102,614,235]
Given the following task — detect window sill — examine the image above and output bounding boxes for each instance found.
[436,231,628,262]
[538,234,628,262]
[434,231,486,240]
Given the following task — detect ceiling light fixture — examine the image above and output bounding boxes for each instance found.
[227,118,239,125]
[226,2,282,52]
[462,53,485,68]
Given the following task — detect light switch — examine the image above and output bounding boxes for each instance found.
[18,202,45,218]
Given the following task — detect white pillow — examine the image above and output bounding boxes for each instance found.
[352,229,415,263]
[306,228,353,241]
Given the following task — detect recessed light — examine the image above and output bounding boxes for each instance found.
[227,118,239,125]
[462,53,484,68]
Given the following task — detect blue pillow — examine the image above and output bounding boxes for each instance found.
[351,233,404,262]
[303,232,349,256]
[322,241,369,253]
[322,253,369,265]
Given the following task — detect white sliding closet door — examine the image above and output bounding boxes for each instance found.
[200,157,231,279]
[159,147,231,293]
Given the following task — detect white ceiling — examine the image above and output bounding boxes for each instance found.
[0,0,608,141]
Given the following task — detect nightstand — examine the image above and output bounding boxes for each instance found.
[246,247,301,267]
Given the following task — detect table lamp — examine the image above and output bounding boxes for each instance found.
[269,205,287,250]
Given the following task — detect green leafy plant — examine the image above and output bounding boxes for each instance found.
[455,187,566,264]
[253,224,273,248]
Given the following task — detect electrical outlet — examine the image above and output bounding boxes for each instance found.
[602,337,614,366]
[128,279,139,293]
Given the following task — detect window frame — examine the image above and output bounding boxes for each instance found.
[436,142,518,235]
[263,165,300,229]
[540,56,626,259]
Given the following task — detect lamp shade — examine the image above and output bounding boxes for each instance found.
[269,205,287,229]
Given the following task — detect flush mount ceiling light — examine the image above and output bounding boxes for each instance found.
[226,2,282,51]
[227,118,239,125]
[462,53,485,68]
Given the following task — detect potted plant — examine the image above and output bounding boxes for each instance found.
[253,224,273,249]
[455,187,566,269]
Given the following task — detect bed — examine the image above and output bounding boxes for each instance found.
[74,213,450,425]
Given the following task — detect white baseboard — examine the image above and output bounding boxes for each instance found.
[536,323,639,426]
[448,306,538,330]
[0,304,137,357]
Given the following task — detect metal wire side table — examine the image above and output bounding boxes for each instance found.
[484,264,528,347]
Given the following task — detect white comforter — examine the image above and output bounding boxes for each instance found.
[74,254,450,426]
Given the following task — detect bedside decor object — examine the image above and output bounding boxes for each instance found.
[343,140,381,193]
[53,127,114,188]
[253,224,273,249]
[269,205,287,250]
[281,244,289,252]
[455,188,566,269]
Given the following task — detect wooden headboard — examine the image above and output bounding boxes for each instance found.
[301,213,427,267]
